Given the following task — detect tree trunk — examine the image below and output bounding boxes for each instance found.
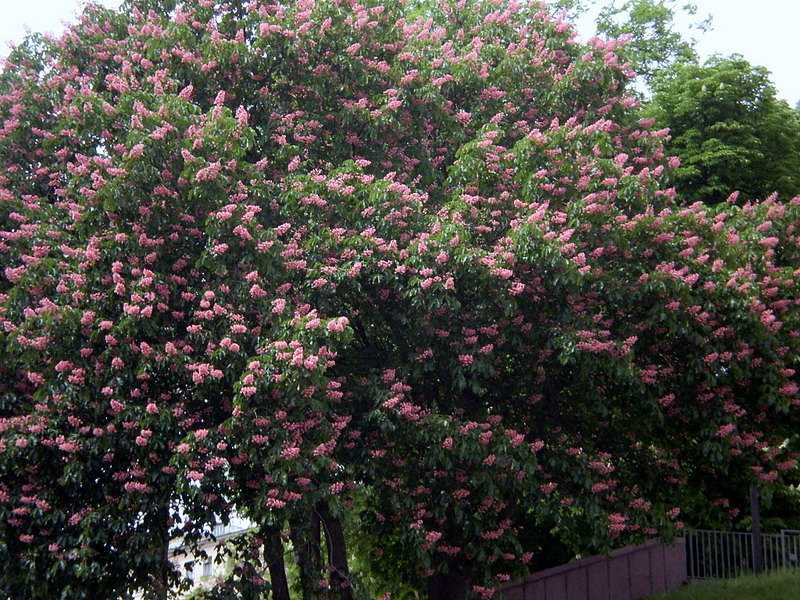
[143,502,171,600]
[263,526,291,600]
[290,510,322,600]
[317,501,353,600]
[750,484,764,574]
[427,565,471,600]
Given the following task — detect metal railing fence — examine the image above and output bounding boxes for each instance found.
[686,528,800,579]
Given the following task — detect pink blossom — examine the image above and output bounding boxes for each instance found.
[235,105,249,127]
[717,424,735,437]
[326,317,348,332]
[425,531,442,544]
[271,298,286,314]
[280,446,300,459]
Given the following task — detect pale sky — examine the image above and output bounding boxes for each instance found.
[693,0,799,106]
[1,0,798,105]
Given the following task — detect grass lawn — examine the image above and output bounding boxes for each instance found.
[646,569,800,600]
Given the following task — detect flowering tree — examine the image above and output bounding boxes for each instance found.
[1,1,798,599]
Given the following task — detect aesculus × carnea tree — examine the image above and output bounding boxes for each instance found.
[1,1,798,599]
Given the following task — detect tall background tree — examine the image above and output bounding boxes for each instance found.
[595,0,710,85]
[647,56,800,204]
[557,0,800,206]
[1,1,798,600]
[550,0,711,86]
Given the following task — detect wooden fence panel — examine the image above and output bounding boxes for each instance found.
[499,538,687,600]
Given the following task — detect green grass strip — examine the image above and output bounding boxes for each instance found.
[647,569,800,600]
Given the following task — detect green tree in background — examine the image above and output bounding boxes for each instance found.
[595,0,710,86]
[648,56,800,204]
[549,0,711,88]
[559,1,800,206]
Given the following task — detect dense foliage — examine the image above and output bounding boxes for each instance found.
[1,1,798,599]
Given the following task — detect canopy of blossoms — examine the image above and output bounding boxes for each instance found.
[1,0,798,599]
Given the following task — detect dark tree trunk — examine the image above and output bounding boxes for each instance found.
[290,510,322,600]
[143,502,171,600]
[427,565,471,600]
[263,526,291,600]
[317,501,353,600]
